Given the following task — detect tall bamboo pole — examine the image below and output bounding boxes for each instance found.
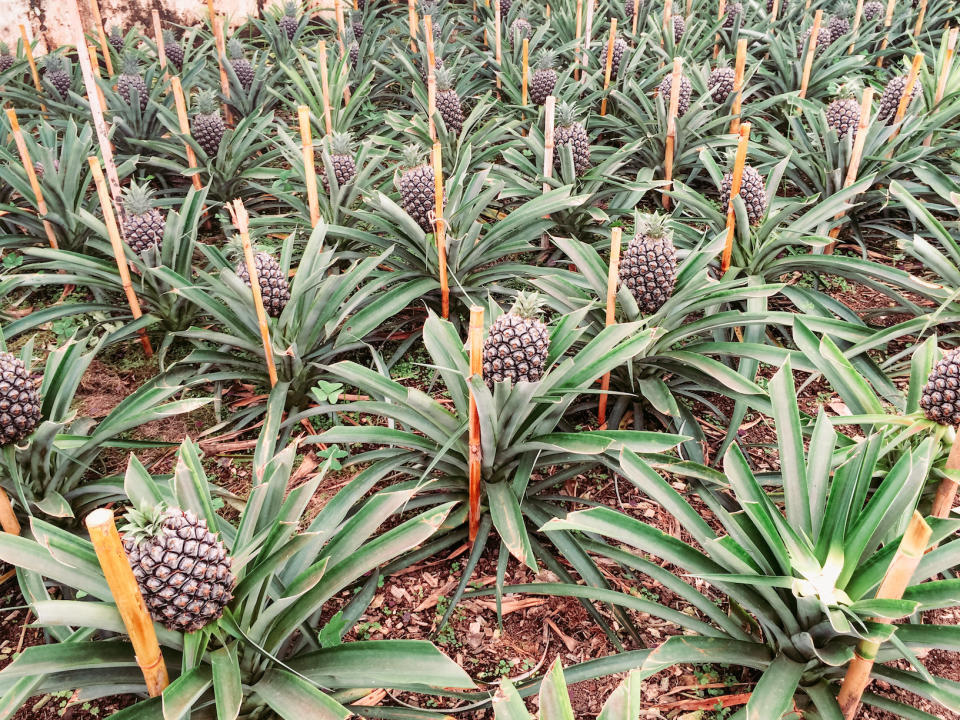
[931,432,960,519]
[914,0,928,36]
[713,0,726,58]
[542,96,556,196]
[87,46,108,112]
[824,87,873,254]
[0,487,20,535]
[170,78,204,191]
[86,0,113,75]
[212,15,233,125]
[318,41,334,135]
[600,20,618,116]
[298,106,320,228]
[720,122,751,275]
[18,26,43,105]
[574,0,584,79]
[664,0,674,48]
[631,0,641,34]
[425,15,437,139]
[494,0,502,89]
[877,0,897,66]
[730,38,747,133]
[5,109,58,250]
[468,306,484,542]
[924,28,958,146]
[597,227,622,428]
[663,58,683,210]
[86,509,168,696]
[771,0,781,19]
[152,11,169,85]
[408,0,418,52]
[334,0,347,55]
[433,141,449,319]
[887,52,924,147]
[582,0,594,81]
[848,0,864,53]
[799,10,823,99]
[521,37,529,108]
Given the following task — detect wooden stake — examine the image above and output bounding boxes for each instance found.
[0,488,20,535]
[848,0,864,53]
[601,20,618,116]
[86,509,168,696]
[18,26,43,104]
[664,0,673,48]
[825,87,873,254]
[931,432,960,518]
[837,512,931,720]
[914,0,928,36]
[88,157,153,357]
[317,41,334,136]
[408,0,418,52]
[152,10,167,82]
[771,0,780,19]
[170,78,203,191]
[546,3,551,17]
[714,0,726,58]
[631,0,641,34]
[425,15,437,139]
[542,95,556,196]
[598,227,622,428]
[521,37,529,107]
[720,122,751,275]
[5,109,58,250]
[925,28,958,146]
[468,306,484,542]
[433,141,449,320]
[495,0,502,90]
[206,0,216,25]
[574,0,584,79]
[87,46,107,112]
[877,0,897,66]
[298,107,320,228]
[730,38,747,133]
[212,15,233,125]
[799,10,822,99]
[888,52,924,146]
[582,0,594,82]
[232,199,278,387]
[663,58,683,210]
[334,0,347,55]
[86,0,113,76]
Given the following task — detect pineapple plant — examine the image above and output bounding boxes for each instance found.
[117,53,148,111]
[163,30,184,69]
[121,182,165,254]
[235,252,291,318]
[0,43,13,73]
[798,25,834,55]
[708,64,735,103]
[322,132,357,187]
[826,83,861,137]
[43,55,71,100]
[108,25,124,54]
[609,37,628,79]
[877,74,919,125]
[121,504,235,633]
[723,2,743,27]
[920,348,960,426]
[399,145,437,232]
[0,352,41,444]
[530,51,557,105]
[191,89,225,157]
[862,0,884,20]
[554,102,591,176]
[658,71,692,117]
[278,1,299,40]
[720,165,767,225]
[672,14,685,42]
[435,66,464,134]
[618,213,677,315]
[228,38,254,91]
[827,4,852,41]
[512,14,532,42]
[482,292,550,388]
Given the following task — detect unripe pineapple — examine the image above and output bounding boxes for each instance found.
[0,43,13,73]
[108,26,125,54]
[624,0,643,18]
[347,40,359,68]
[191,90,225,157]
[530,51,557,105]
[278,1,299,40]
[862,1,884,20]
[228,39,254,91]
[877,74,919,125]
[798,26,833,55]
[920,349,960,426]
[482,292,550,389]
[554,102,591,176]
[0,352,41,445]
[658,71,692,117]
[827,5,851,42]
[609,37,628,79]
[322,132,357,188]
[708,65,735,103]
[122,505,235,634]
[826,83,860,138]
[44,56,71,100]
[723,2,743,28]
[435,66,463,134]
[121,182,165,255]
[117,53,149,111]
[511,15,532,43]
[352,16,364,41]
[499,0,512,17]
[720,165,767,225]
[618,214,677,315]
[163,30,184,70]
[236,252,291,318]
[399,145,437,232]
[672,15,685,43]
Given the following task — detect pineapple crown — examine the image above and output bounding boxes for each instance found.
[0,42,10,56]
[121,52,140,77]
[401,144,426,169]
[535,50,556,71]
[44,55,66,74]
[109,25,122,38]
[163,29,178,44]
[508,291,546,320]
[834,0,854,16]
[637,212,671,241]
[283,0,298,16]
[555,101,580,128]
[120,503,173,546]
[435,65,455,92]
[329,132,353,155]
[829,79,860,99]
[122,181,157,216]
[193,89,220,116]
[228,37,246,59]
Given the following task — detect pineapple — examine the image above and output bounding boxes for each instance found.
[609,37,628,79]
[554,102,591,176]
[720,165,767,225]
[877,74,919,125]
[672,14,685,43]
[618,214,677,315]
[278,1,299,40]
[419,56,445,84]
[229,39,254,91]
[530,51,557,105]
[236,252,290,317]
[108,25,124,54]
[920,349,960,426]
[399,145,437,232]
[827,4,852,41]
[347,40,359,68]
[323,132,357,188]
[624,0,643,18]
[352,16,364,41]
[482,292,550,388]
[121,504,235,634]
[0,43,13,73]
[798,26,833,55]
[708,65,735,103]
[658,71,692,117]
[862,0,884,20]
[826,83,860,138]
[723,2,743,28]
[33,161,44,180]
[0,352,41,445]
[435,66,463,134]
[499,0,512,17]
[512,14,532,42]
[163,30,184,70]
[191,90,225,157]
[44,56,71,100]
[117,53,149,111]
[121,182,165,254]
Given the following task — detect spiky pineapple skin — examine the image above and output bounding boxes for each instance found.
[192,110,225,157]
[0,54,13,73]
[921,349,960,426]
[672,15,685,42]
[165,42,184,70]
[798,27,833,55]
[658,73,692,117]
[862,1,883,20]
[827,15,850,42]
[109,33,124,54]
[0,353,40,445]
[826,97,860,137]
[437,89,463,134]
[877,75,919,125]
[400,164,436,232]
[279,14,298,40]
[723,2,743,28]
[555,122,591,176]
[236,253,290,318]
[46,69,71,100]
[708,67,735,103]
[720,166,767,225]
[618,231,677,315]
[625,0,642,17]
[499,0,512,17]
[482,314,549,388]
[353,20,364,41]
[231,57,254,90]
[530,68,556,105]
[124,209,165,254]
[118,72,149,111]
[123,509,235,633]
[609,38,627,79]
[349,41,359,68]
[511,18,531,42]
[323,154,357,188]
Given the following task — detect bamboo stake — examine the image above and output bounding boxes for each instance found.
[468,306,484,543]
[232,199,278,387]
[5,109,59,250]
[771,0,780,19]
[546,3,551,17]
[663,58,683,210]
[720,122,751,275]
[931,432,960,519]
[433,141,449,320]
[574,0,583,79]
[664,0,673,48]
[19,26,43,105]
[542,95,556,196]
[730,38,747,133]
[152,12,169,85]
[170,78,204,191]
[925,28,958,146]
[317,41,334,135]
[408,0,418,52]
[714,0,726,59]
[334,0,347,55]
[799,10,822,99]
[86,0,113,75]
[848,0,864,53]
[298,106,320,228]
[631,0,641,35]
[914,0,927,36]
[87,46,108,111]
[212,15,233,125]
[877,0,897,66]
[494,0,502,90]
[598,227,622,428]
[825,87,873,254]
[207,0,216,25]
[0,488,20,535]
[425,15,437,139]
[837,512,932,720]
[601,20,618,116]
[521,37,529,107]
[86,508,168,696]
[888,52,924,147]
[582,0,594,81]
[88,157,153,357]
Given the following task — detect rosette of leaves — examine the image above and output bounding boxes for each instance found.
[222,41,284,118]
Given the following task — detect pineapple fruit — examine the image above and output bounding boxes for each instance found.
[117,53,149,111]
[720,165,767,225]
[229,39,254,91]
[920,349,960,426]
[191,90,226,157]
[618,214,677,315]
[658,71,693,117]
[862,1,884,20]
[799,26,834,55]
[435,66,464,134]
[164,30,184,70]
[0,43,13,73]
[826,84,860,138]
[672,15,685,43]
[708,65,735,103]
[512,14,532,43]
[236,253,291,317]
[322,133,357,188]
[44,56,71,100]
[399,145,437,232]
[121,182,165,254]
[278,1,299,40]
[609,37,628,79]
[530,52,557,105]
[0,352,41,444]
[108,26,124,54]
[723,2,743,28]
[554,102,591,176]
[482,292,550,388]
[877,74,919,125]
